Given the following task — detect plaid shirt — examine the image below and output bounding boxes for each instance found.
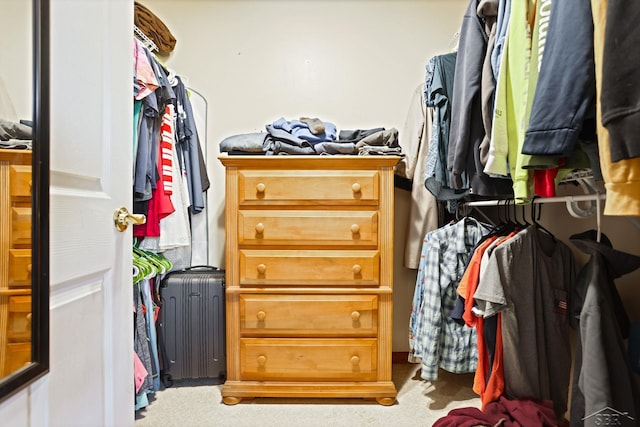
[409,218,490,380]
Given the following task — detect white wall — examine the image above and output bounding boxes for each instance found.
[143,0,469,352]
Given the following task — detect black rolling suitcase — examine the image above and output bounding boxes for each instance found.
[158,265,226,385]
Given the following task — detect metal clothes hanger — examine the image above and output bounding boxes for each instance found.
[531,201,556,242]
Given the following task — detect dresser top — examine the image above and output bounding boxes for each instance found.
[218,154,400,169]
[0,148,32,164]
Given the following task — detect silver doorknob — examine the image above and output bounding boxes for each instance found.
[113,206,146,232]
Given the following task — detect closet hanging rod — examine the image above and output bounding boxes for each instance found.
[463,193,606,207]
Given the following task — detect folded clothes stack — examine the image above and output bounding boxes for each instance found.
[219,116,402,157]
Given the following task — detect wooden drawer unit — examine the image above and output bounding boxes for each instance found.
[220,155,398,405]
[0,149,32,377]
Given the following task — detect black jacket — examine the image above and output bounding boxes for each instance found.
[569,230,640,426]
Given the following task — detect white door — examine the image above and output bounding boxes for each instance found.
[46,0,133,425]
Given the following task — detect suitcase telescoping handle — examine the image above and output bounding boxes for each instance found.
[182,265,222,272]
[161,265,225,288]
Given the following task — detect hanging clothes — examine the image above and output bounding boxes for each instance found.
[173,76,207,214]
[409,217,491,380]
[457,230,521,409]
[473,225,576,421]
[448,0,513,198]
[485,0,540,203]
[424,52,469,204]
[601,0,640,162]
[521,0,596,161]
[591,0,640,216]
[134,39,159,101]
[396,83,439,269]
[133,285,153,395]
[139,132,192,255]
[569,230,640,426]
[477,0,499,167]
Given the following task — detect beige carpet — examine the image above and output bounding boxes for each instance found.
[134,364,481,427]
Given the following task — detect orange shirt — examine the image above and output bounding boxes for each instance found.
[457,231,516,408]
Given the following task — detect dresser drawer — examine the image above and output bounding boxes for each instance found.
[239,210,378,247]
[12,207,31,247]
[240,294,377,336]
[240,338,377,381]
[7,296,32,342]
[239,169,379,205]
[8,249,31,285]
[4,342,30,375]
[10,165,32,198]
[239,250,379,286]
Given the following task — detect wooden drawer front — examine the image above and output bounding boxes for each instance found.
[8,296,32,342]
[240,294,377,336]
[8,249,31,285]
[239,210,378,246]
[240,338,377,381]
[12,207,31,246]
[239,170,379,204]
[4,342,31,376]
[239,250,379,286]
[10,165,32,197]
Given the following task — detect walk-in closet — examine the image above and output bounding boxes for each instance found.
[0,1,638,426]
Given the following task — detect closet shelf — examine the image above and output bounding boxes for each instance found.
[134,24,158,53]
[559,168,595,183]
[463,192,605,208]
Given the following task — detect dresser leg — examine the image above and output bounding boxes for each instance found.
[222,396,243,405]
[375,397,396,406]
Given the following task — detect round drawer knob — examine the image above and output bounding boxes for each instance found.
[26,313,32,323]
[27,264,32,273]
[350,355,360,365]
[352,264,361,275]
[351,183,361,193]
[256,183,266,193]
[257,264,267,274]
[350,224,360,234]
[257,355,267,366]
[351,311,360,321]
[255,223,265,234]
[256,310,266,321]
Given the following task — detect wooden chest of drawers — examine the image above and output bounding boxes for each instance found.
[0,149,32,377]
[219,155,398,405]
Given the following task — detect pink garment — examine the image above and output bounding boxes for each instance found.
[133,351,149,393]
[134,39,159,100]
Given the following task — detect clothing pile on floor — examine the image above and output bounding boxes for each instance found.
[433,396,560,427]
[219,116,402,157]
